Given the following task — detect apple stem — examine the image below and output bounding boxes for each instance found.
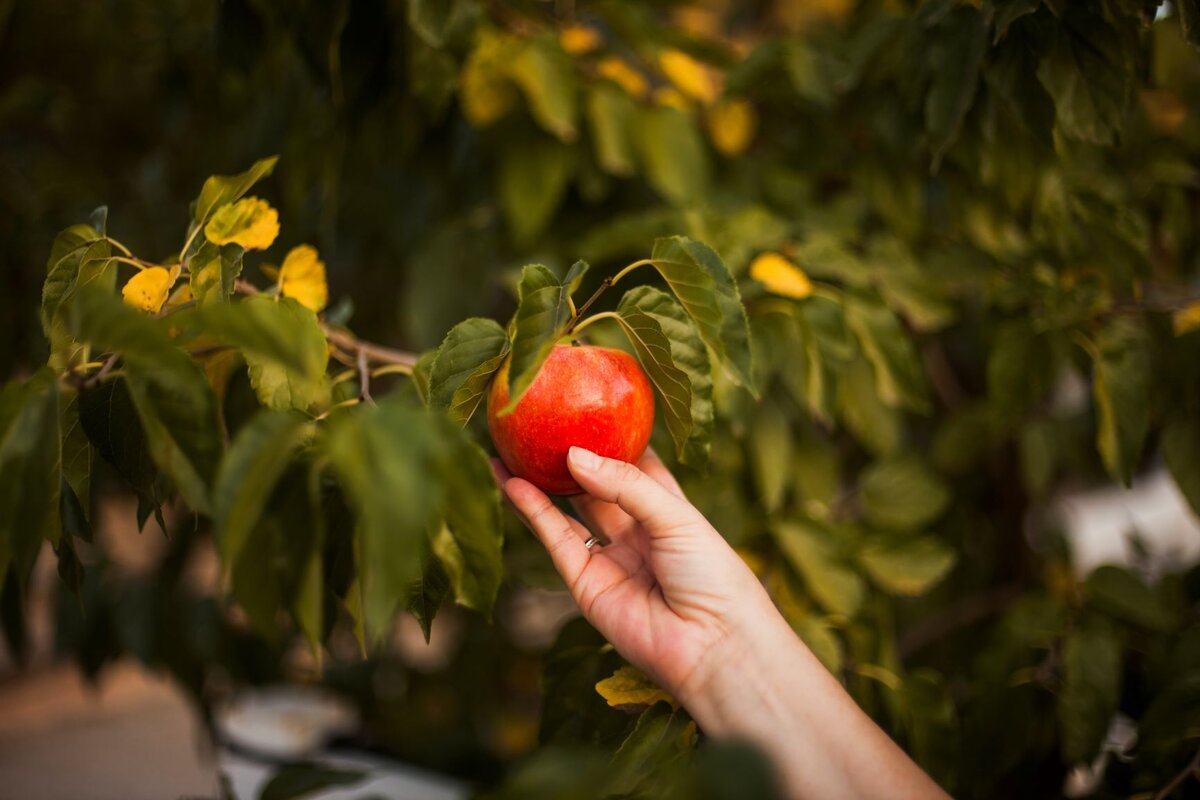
[568,310,621,338]
[563,258,653,334]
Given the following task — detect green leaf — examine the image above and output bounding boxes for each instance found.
[843,295,928,413]
[586,82,637,177]
[323,403,442,637]
[634,106,711,206]
[202,296,330,411]
[1163,416,1200,518]
[619,287,713,466]
[986,34,1056,147]
[925,5,988,170]
[503,264,574,412]
[41,223,105,336]
[78,379,160,508]
[649,236,755,394]
[213,411,314,572]
[610,704,695,795]
[412,348,438,406]
[67,289,220,512]
[859,456,951,531]
[1084,565,1178,632]
[1058,617,1122,763]
[858,537,957,596]
[257,763,365,800]
[0,369,60,586]
[428,317,509,424]
[193,155,278,225]
[510,36,579,141]
[987,322,1053,422]
[433,435,504,616]
[749,401,792,514]
[407,0,466,48]
[837,356,902,456]
[772,521,864,618]
[498,136,574,247]
[59,392,92,522]
[1037,14,1130,145]
[1091,319,1151,486]
[189,241,245,304]
[993,0,1041,43]
[791,614,844,675]
[407,548,450,643]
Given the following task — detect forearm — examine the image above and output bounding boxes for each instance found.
[678,608,950,800]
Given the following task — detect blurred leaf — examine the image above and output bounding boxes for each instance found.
[987,322,1052,422]
[749,252,812,300]
[1138,672,1200,752]
[193,156,278,225]
[772,521,864,617]
[705,98,758,158]
[1163,416,1200,518]
[510,36,578,141]
[204,196,279,250]
[78,379,160,508]
[213,410,313,572]
[837,357,902,456]
[596,665,677,709]
[986,34,1055,146]
[858,537,957,596]
[407,0,468,48]
[1037,14,1130,145]
[59,393,91,524]
[1091,318,1150,486]
[650,236,755,394]
[0,369,60,585]
[859,456,950,531]
[41,223,107,337]
[749,401,792,514]
[407,546,450,642]
[433,435,504,616]
[428,317,509,424]
[189,242,245,305]
[843,296,928,413]
[925,6,988,169]
[277,245,328,313]
[993,0,1041,43]
[587,82,637,177]
[791,614,843,674]
[659,49,718,103]
[619,287,713,466]
[611,703,695,795]
[257,763,364,800]
[1058,617,1122,763]
[1084,565,1178,631]
[504,264,574,412]
[499,136,573,247]
[793,438,840,518]
[460,27,519,126]
[635,106,711,206]
[1182,0,1200,48]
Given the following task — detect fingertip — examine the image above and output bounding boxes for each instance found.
[490,457,512,486]
[567,445,602,473]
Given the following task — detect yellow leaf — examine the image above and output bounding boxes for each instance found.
[651,86,692,111]
[278,244,328,312]
[460,30,519,127]
[121,265,179,314]
[559,23,602,56]
[595,56,648,100]
[705,98,758,156]
[1174,300,1200,336]
[163,282,194,313]
[595,665,678,708]
[750,252,813,299]
[658,48,718,104]
[204,196,280,250]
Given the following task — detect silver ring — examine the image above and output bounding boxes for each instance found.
[584,536,602,550]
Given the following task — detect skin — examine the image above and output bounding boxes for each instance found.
[495,446,951,800]
[488,344,655,495]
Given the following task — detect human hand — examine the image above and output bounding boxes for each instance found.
[493,445,778,703]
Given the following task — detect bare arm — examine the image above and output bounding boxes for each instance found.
[496,445,949,800]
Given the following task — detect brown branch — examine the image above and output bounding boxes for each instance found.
[80,354,120,390]
[897,584,1023,659]
[565,277,612,334]
[356,347,374,406]
[1156,745,1200,800]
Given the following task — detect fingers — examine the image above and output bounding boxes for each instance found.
[567,446,700,536]
[637,447,685,499]
[500,476,592,592]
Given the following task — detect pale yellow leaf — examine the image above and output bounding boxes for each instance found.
[1174,300,1200,336]
[658,48,718,104]
[705,98,758,156]
[750,252,813,299]
[278,244,328,312]
[595,665,678,708]
[204,196,280,250]
[163,281,194,313]
[460,30,519,127]
[652,86,692,111]
[559,23,602,56]
[121,265,180,314]
[596,56,648,100]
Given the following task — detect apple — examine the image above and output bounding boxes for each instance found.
[488,343,655,495]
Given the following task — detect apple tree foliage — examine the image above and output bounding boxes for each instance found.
[2,0,1200,797]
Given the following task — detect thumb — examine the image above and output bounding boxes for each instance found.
[566,446,702,535]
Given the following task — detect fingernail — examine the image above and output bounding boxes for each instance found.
[568,446,601,472]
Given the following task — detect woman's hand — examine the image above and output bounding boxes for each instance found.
[495,445,950,800]
[493,445,776,700]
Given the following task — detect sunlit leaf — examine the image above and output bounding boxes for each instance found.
[596,56,649,99]
[428,317,509,424]
[749,252,813,299]
[859,456,950,531]
[189,241,244,305]
[203,196,279,251]
[635,106,711,206]
[460,28,519,126]
[596,665,678,708]
[278,245,328,313]
[559,23,602,56]
[503,264,576,413]
[121,266,178,314]
[858,537,957,596]
[587,82,638,177]
[705,98,758,157]
[658,49,718,104]
[772,521,864,617]
[843,295,928,413]
[193,156,278,225]
[510,35,578,141]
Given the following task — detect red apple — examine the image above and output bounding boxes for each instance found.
[488,343,655,495]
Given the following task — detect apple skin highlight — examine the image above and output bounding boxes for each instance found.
[488,344,655,495]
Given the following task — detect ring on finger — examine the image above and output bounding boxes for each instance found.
[584,536,602,551]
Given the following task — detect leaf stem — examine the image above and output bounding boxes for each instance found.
[371,363,414,378]
[611,258,654,285]
[104,237,134,258]
[569,310,621,337]
[356,348,375,406]
[110,256,159,272]
[563,258,653,334]
[179,224,203,265]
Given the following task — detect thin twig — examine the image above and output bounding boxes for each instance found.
[81,354,120,390]
[565,277,611,334]
[356,347,375,405]
[1155,745,1200,800]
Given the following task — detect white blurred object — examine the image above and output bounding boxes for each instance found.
[221,749,468,800]
[1062,714,1138,797]
[215,686,359,760]
[1054,467,1200,579]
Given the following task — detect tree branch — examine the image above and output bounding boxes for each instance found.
[1155,745,1200,800]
